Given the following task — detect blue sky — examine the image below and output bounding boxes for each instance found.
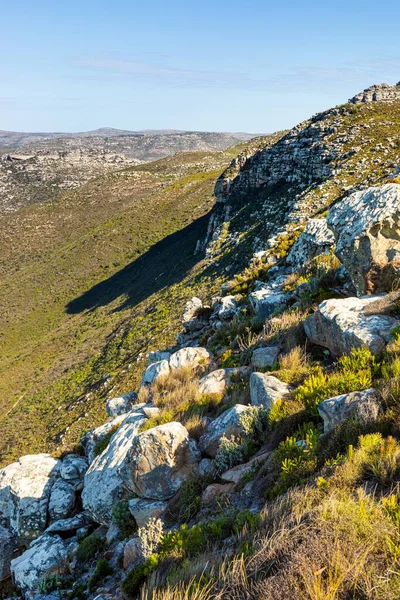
[1,0,399,133]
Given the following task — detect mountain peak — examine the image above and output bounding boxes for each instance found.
[349,82,400,104]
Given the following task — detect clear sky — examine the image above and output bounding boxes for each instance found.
[1,0,399,133]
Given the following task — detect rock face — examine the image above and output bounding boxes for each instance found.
[199,404,252,457]
[349,83,400,104]
[0,525,15,580]
[121,422,199,500]
[304,296,398,357]
[10,532,76,595]
[251,347,280,368]
[287,218,335,268]
[250,374,292,409]
[327,184,400,295]
[82,409,147,524]
[0,454,60,542]
[318,388,380,433]
[128,498,167,528]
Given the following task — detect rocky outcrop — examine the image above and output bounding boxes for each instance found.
[304,296,398,356]
[141,347,212,386]
[82,408,147,524]
[327,184,400,295]
[120,422,199,500]
[318,388,380,433]
[287,218,335,268]
[199,405,252,457]
[250,374,292,409]
[349,83,400,104]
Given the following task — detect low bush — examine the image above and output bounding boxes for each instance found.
[111,499,137,537]
[76,534,105,563]
[88,558,113,593]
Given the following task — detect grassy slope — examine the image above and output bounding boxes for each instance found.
[0,140,271,466]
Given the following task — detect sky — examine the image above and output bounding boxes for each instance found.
[1,0,400,133]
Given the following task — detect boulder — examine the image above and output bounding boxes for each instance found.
[45,512,93,535]
[250,373,292,409]
[106,392,138,417]
[59,455,88,490]
[181,297,204,331]
[0,454,60,542]
[128,498,167,528]
[48,479,76,522]
[141,359,170,386]
[327,184,400,295]
[11,533,76,595]
[168,347,212,370]
[201,483,235,505]
[198,404,252,457]
[82,409,147,524]
[251,347,280,368]
[199,368,238,396]
[218,296,237,320]
[0,525,15,581]
[123,537,142,569]
[304,296,398,357]
[287,218,335,268]
[147,350,171,365]
[80,415,127,464]
[249,288,286,320]
[318,388,380,433]
[220,451,270,484]
[120,422,198,500]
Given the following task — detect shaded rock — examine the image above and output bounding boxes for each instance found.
[202,483,235,505]
[45,512,93,534]
[249,288,286,320]
[141,359,170,386]
[169,347,212,370]
[198,458,215,478]
[147,350,171,365]
[60,455,88,489]
[0,454,60,542]
[82,409,147,525]
[120,422,198,500]
[123,537,142,569]
[198,404,252,457]
[128,498,167,528]
[48,479,76,522]
[11,533,76,595]
[251,347,280,368]
[218,296,237,319]
[304,295,398,357]
[221,451,270,484]
[327,184,400,295]
[0,525,15,581]
[287,218,335,268]
[106,392,138,417]
[250,373,292,409]
[318,388,380,433]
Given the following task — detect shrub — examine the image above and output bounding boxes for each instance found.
[111,499,137,536]
[122,553,161,599]
[215,435,248,474]
[220,348,240,368]
[88,558,113,592]
[138,517,164,559]
[76,534,105,563]
[38,574,69,594]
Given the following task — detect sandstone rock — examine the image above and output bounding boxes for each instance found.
[251,347,280,368]
[304,296,398,356]
[82,409,147,524]
[128,498,167,528]
[120,422,198,500]
[80,416,127,464]
[287,218,335,268]
[198,405,252,457]
[0,525,15,581]
[0,454,60,542]
[198,368,238,396]
[106,392,138,417]
[181,297,204,331]
[48,479,76,522]
[318,388,380,433]
[218,296,237,319]
[250,373,292,409]
[141,359,170,386]
[198,458,215,478]
[201,483,235,505]
[327,184,400,295]
[249,288,286,320]
[11,533,76,594]
[60,455,88,490]
[123,537,142,569]
[220,451,270,484]
[168,347,212,370]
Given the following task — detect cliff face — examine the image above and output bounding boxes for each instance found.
[349,82,400,103]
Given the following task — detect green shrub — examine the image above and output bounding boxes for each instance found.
[215,435,248,474]
[38,574,69,594]
[76,534,105,563]
[122,554,160,599]
[93,426,119,457]
[111,499,137,536]
[88,558,113,592]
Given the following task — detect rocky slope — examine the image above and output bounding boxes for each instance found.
[1,83,400,600]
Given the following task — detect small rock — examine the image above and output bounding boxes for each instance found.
[251,347,280,368]
[250,373,292,409]
[199,404,253,457]
[318,388,380,433]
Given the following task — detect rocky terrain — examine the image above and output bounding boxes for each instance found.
[1,83,400,600]
[0,130,255,213]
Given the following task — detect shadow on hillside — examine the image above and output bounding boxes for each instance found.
[66,213,211,314]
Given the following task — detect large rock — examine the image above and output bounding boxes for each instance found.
[287,218,335,268]
[251,347,280,368]
[218,296,238,320]
[82,409,147,524]
[250,373,292,409]
[141,359,170,386]
[120,422,199,500]
[106,392,138,417]
[128,498,167,528]
[181,297,204,331]
[0,525,15,581]
[318,388,380,433]
[11,533,76,595]
[304,296,398,357]
[168,347,212,370]
[198,404,252,457]
[199,368,239,396]
[80,415,127,464]
[0,454,60,542]
[249,287,286,320]
[48,479,76,522]
[327,184,400,295]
